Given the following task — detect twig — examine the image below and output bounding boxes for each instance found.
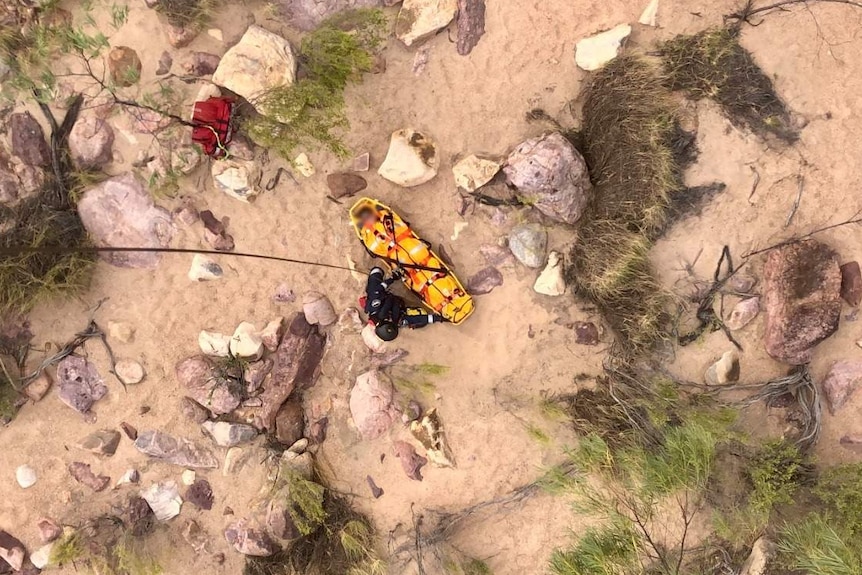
[729,0,862,23]
[742,210,862,258]
[747,165,761,203]
[784,173,804,228]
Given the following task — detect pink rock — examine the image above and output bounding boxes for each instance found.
[176,356,242,415]
[224,519,276,556]
[725,297,760,331]
[68,462,110,492]
[69,115,114,169]
[840,261,862,307]
[37,518,62,543]
[393,440,427,481]
[822,360,862,414]
[349,371,398,440]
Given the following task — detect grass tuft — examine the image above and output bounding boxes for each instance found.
[154,0,218,29]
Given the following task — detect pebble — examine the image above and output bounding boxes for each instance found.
[30,543,53,570]
[273,283,296,303]
[352,152,370,172]
[37,518,62,543]
[16,465,37,488]
[230,322,264,359]
[115,468,140,487]
[294,153,315,177]
[705,351,740,385]
[188,254,224,281]
[288,438,308,454]
[201,421,259,447]
[185,479,214,510]
[24,373,52,402]
[76,429,122,456]
[141,481,183,521]
[108,321,135,343]
[182,470,196,486]
[207,28,224,42]
[198,330,231,357]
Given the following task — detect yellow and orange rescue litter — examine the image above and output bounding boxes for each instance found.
[349,197,475,325]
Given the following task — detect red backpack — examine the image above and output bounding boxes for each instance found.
[191,97,234,158]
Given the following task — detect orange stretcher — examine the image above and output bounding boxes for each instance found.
[349,197,474,325]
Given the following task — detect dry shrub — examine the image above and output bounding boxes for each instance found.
[660,26,798,142]
[154,0,218,29]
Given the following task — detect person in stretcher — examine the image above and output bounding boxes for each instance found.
[361,266,445,342]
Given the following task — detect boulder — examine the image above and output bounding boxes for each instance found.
[189,254,224,281]
[211,156,262,202]
[77,174,174,269]
[230,322,264,359]
[141,481,182,521]
[466,267,503,295]
[349,370,398,440]
[134,430,219,468]
[452,154,500,192]
[115,359,145,384]
[822,360,862,414]
[176,355,242,415]
[224,519,276,556]
[508,223,547,268]
[378,129,439,187]
[201,421,258,447]
[183,52,221,76]
[199,331,232,357]
[10,112,50,167]
[534,251,566,296]
[276,0,387,31]
[456,0,486,55]
[68,462,110,492]
[575,24,631,71]
[15,465,37,489]
[763,240,841,365]
[504,132,592,225]
[212,25,297,114]
[76,429,122,456]
[0,531,25,572]
[396,0,457,46]
[326,173,367,199]
[69,116,114,169]
[705,351,740,386]
[840,261,862,307]
[302,292,337,326]
[274,399,304,446]
[393,440,427,481]
[56,356,107,414]
[107,46,142,87]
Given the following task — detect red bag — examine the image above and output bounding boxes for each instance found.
[191,97,234,158]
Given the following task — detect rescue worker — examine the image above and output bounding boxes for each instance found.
[363,266,445,342]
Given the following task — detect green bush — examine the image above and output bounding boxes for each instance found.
[777,514,862,575]
[748,441,804,514]
[816,464,862,539]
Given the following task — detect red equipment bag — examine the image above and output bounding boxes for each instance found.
[191,97,234,158]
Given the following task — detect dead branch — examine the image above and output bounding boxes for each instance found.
[784,173,804,228]
[747,165,761,203]
[742,210,862,258]
[729,0,862,24]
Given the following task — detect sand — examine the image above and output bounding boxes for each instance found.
[3,0,862,573]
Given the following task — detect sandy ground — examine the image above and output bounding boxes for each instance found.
[3,0,862,574]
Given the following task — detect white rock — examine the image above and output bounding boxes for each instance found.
[211,156,262,202]
[302,292,337,326]
[199,330,231,357]
[115,359,145,384]
[452,154,501,192]
[230,322,264,359]
[705,351,740,386]
[141,481,183,521]
[30,543,53,570]
[378,129,439,187]
[181,469,196,486]
[294,153,315,177]
[396,0,458,46]
[202,420,259,447]
[639,0,659,26]
[108,321,135,343]
[288,438,308,454]
[207,28,224,42]
[361,323,388,353]
[223,447,245,476]
[115,468,140,487]
[212,25,297,114]
[450,221,468,241]
[575,24,632,71]
[534,251,566,296]
[740,537,773,575]
[16,465,37,488]
[189,254,223,281]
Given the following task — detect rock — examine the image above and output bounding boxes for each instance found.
[705,351,740,386]
[266,500,300,541]
[212,25,297,114]
[453,154,499,192]
[275,399,304,446]
[182,519,209,554]
[10,112,50,167]
[366,475,384,498]
[116,359,145,384]
[508,223,547,268]
[326,173,367,199]
[840,435,862,453]
[575,24,631,71]
[156,51,172,75]
[361,323,388,353]
[396,0,457,46]
[412,45,430,75]
[739,537,773,575]
[69,115,114,169]
[638,0,659,26]
[177,355,243,415]
[0,531,25,572]
[134,430,219,468]
[208,28,224,41]
[353,152,370,172]
[108,46,142,87]
[308,416,328,444]
[534,251,566,296]
[76,429,122,456]
[261,318,285,352]
[126,496,156,536]
[120,422,138,440]
[182,470,196,486]
[189,254,224,281]
[184,52,221,76]
[303,292,337,326]
[69,462,110,492]
[273,283,296,303]
[244,359,273,393]
[16,465,37,489]
[211,156,262,202]
[109,321,135,343]
[141,481,182,521]
[763,240,841,365]
[480,244,515,267]
[288,438,309,454]
[181,397,211,423]
[78,173,174,269]
[230,322,264,359]
[466,267,503,295]
[504,132,592,225]
[822,360,862,414]
[371,348,410,369]
[280,450,314,479]
[185,479,214,510]
[840,261,862,306]
[726,297,760,331]
[202,421,259,447]
[574,321,600,345]
[30,543,52,570]
[393,441,427,481]
[165,21,198,47]
[37,519,61,543]
[56,356,108,414]
[350,371,398,440]
[729,274,758,293]
[201,210,235,251]
[378,129,439,187]
[456,0,485,55]
[198,331,231,357]
[223,447,250,476]
[410,408,455,467]
[23,373,51,402]
[276,0,386,30]
[116,468,140,487]
[294,153,315,177]
[224,519,276,557]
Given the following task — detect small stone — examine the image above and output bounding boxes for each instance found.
[30,543,53,570]
[396,0,457,46]
[361,323,388,353]
[183,52,221,77]
[275,399,304,446]
[23,373,51,402]
[108,46,142,87]
[294,153,315,177]
[134,430,219,468]
[451,221,469,241]
[109,321,135,343]
[202,421,259,447]
[575,24,631,71]
[574,321,600,345]
[186,479,214,510]
[225,519,276,557]
[207,28,224,42]
[57,356,107,414]
[288,438,309,454]
[244,359,273,394]
[412,45,430,75]
[182,470,196,486]
[156,51,172,75]
[739,537,773,575]
[76,429,122,456]
[212,156,262,202]
[230,322,264,359]
[120,422,138,440]
[393,441,427,481]
[115,359,145,384]
[638,0,659,26]
[326,173,367,199]
[68,462,110,492]
[223,447,246,476]
[116,468,140,487]
[303,292,337,326]
[534,251,566,296]
[366,475,384,498]
[126,496,156,536]
[10,112,50,167]
[0,531,26,571]
[261,318,285,352]
[822,360,862,414]
[350,371,398,440]
[198,330,231,357]
[378,129,439,187]
[69,115,114,169]
[273,283,296,303]
[37,519,62,543]
[466,267,503,295]
[352,153,370,172]
[508,223,547,268]
[840,261,862,307]
[705,351,740,385]
[452,154,500,192]
[166,23,199,48]
[181,397,211,424]
[141,481,183,521]
[214,552,226,564]
[729,274,758,293]
[189,254,224,281]
[726,297,760,331]
[16,465,37,489]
